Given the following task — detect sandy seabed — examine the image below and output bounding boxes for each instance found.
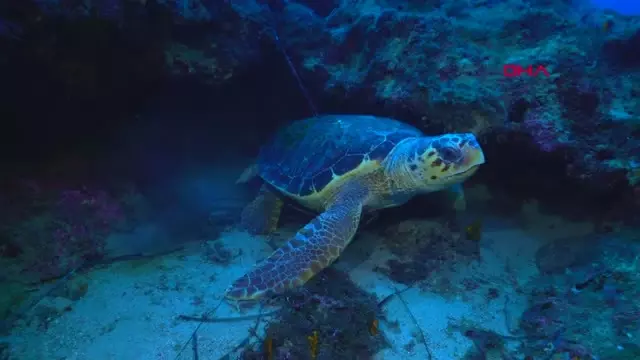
[5,190,609,360]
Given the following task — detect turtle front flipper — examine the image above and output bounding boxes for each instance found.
[446,184,476,232]
[448,183,467,212]
[226,183,369,301]
[240,185,284,235]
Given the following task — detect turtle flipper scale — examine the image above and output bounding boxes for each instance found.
[240,185,284,235]
[226,183,368,301]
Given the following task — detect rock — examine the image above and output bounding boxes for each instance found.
[219,0,640,217]
[13,0,640,217]
[50,277,89,301]
[32,297,74,328]
[535,235,601,275]
[0,283,29,321]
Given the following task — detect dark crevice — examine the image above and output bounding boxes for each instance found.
[603,29,640,69]
[507,98,530,123]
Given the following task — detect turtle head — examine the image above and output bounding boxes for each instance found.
[405,133,485,191]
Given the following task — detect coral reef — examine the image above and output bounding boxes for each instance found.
[201,239,238,265]
[1,2,640,356]
[3,0,639,219]
[458,327,510,360]
[0,181,133,283]
[519,233,640,358]
[241,268,386,360]
[377,219,479,285]
[212,0,640,206]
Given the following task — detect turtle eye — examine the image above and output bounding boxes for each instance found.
[439,146,461,162]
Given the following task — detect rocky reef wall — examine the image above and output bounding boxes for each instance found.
[1,0,639,222]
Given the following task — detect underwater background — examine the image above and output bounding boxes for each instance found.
[0,0,639,359]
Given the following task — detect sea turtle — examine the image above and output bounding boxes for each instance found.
[227,114,485,301]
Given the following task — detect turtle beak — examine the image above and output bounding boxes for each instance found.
[460,134,485,168]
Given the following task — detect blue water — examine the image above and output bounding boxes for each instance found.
[590,0,640,15]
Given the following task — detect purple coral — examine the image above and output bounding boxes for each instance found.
[612,305,640,335]
[26,187,124,279]
[56,188,123,244]
[57,189,123,228]
[522,109,567,152]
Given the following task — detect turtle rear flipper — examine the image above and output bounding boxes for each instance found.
[226,183,369,301]
[240,185,284,235]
